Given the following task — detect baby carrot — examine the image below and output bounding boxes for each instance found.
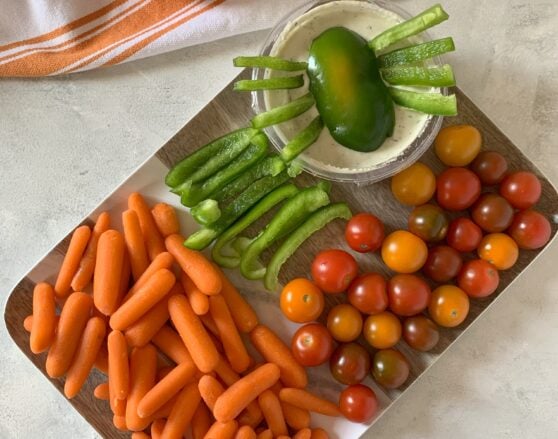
[165,234,222,295]
[151,418,166,439]
[310,428,329,439]
[237,408,263,429]
[181,272,210,315]
[282,401,311,431]
[151,393,177,419]
[198,374,225,411]
[46,292,93,377]
[111,394,126,416]
[30,282,57,354]
[199,313,220,337]
[151,325,194,365]
[126,344,158,431]
[249,325,307,389]
[235,425,257,439]
[204,420,238,439]
[213,363,280,422]
[125,294,171,348]
[191,402,212,439]
[132,432,150,439]
[157,365,174,381]
[95,345,109,374]
[128,192,166,261]
[54,225,91,297]
[94,229,125,315]
[124,252,175,301]
[64,316,106,398]
[256,430,273,439]
[117,250,131,310]
[258,390,288,437]
[215,266,258,332]
[108,330,129,401]
[23,315,33,332]
[168,294,220,373]
[113,415,127,431]
[123,209,150,281]
[94,382,109,400]
[152,203,180,238]
[276,436,291,439]
[161,382,201,439]
[293,429,312,439]
[71,212,111,291]
[110,268,175,331]
[279,388,341,417]
[209,294,250,373]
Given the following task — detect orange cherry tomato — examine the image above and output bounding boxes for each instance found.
[363,311,402,349]
[381,230,428,273]
[327,304,363,342]
[434,125,482,166]
[280,278,324,323]
[391,162,436,206]
[478,233,519,270]
[429,285,470,328]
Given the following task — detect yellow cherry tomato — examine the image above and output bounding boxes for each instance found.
[429,285,470,328]
[363,311,402,349]
[434,125,482,166]
[381,230,428,273]
[327,304,363,342]
[478,233,519,270]
[280,278,324,323]
[391,162,436,206]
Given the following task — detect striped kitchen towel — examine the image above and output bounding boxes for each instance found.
[0,0,308,77]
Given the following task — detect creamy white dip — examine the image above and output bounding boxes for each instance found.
[265,0,433,174]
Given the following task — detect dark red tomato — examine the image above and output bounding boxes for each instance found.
[457,259,499,298]
[403,316,440,352]
[508,210,552,250]
[436,167,481,211]
[311,249,358,294]
[446,217,483,252]
[371,349,410,389]
[345,213,385,253]
[291,323,334,367]
[347,273,388,315]
[471,193,514,233]
[408,204,449,242]
[330,343,371,385]
[500,171,542,209]
[422,245,463,283]
[470,151,508,185]
[387,274,431,317]
[339,384,378,423]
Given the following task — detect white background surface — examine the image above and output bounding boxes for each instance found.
[1,1,557,438]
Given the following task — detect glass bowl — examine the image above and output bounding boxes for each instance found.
[251,0,447,185]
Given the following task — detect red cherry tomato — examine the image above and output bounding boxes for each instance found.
[446,217,483,252]
[470,151,508,185]
[372,349,410,389]
[508,210,552,250]
[500,171,542,209]
[347,273,388,315]
[436,167,481,211]
[471,193,514,233]
[387,274,431,317]
[339,384,378,423]
[422,245,463,283]
[457,259,499,298]
[402,316,440,352]
[311,249,358,294]
[345,213,385,253]
[330,343,370,385]
[291,323,334,367]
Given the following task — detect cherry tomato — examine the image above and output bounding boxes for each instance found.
[436,167,481,211]
[422,245,463,283]
[470,151,508,185]
[280,278,324,323]
[446,217,483,252]
[388,274,431,317]
[330,343,370,385]
[311,249,358,294]
[371,349,410,389]
[327,304,363,342]
[500,171,542,210]
[291,323,334,367]
[345,213,385,253]
[429,285,470,328]
[402,316,440,352]
[478,233,519,270]
[347,273,388,315]
[508,210,552,250]
[339,384,378,423]
[363,311,402,349]
[458,259,499,298]
[381,230,428,274]
[434,125,482,166]
[408,204,449,242]
[391,162,436,206]
[471,194,514,233]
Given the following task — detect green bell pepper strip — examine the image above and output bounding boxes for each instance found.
[381,64,456,87]
[178,134,268,207]
[191,199,221,225]
[233,56,308,71]
[379,37,455,68]
[264,203,352,291]
[251,93,315,129]
[234,76,304,91]
[185,170,291,250]
[280,116,324,162]
[232,236,253,255]
[212,184,299,268]
[369,4,449,52]
[240,185,331,280]
[389,88,457,116]
[165,127,258,188]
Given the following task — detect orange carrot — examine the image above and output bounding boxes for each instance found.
[165,234,222,295]
[157,365,174,381]
[235,426,257,439]
[151,418,166,439]
[131,432,150,439]
[237,408,263,429]
[113,414,127,431]
[215,266,258,332]
[192,402,212,439]
[279,388,341,417]
[168,294,219,373]
[151,203,180,238]
[199,313,220,337]
[310,428,329,439]
[54,225,91,297]
[123,209,150,281]
[281,401,311,431]
[30,282,57,353]
[23,315,33,332]
[293,429,312,439]
[64,316,106,398]
[198,374,225,411]
[151,393,177,419]
[213,363,280,422]
[94,229,125,315]
[151,325,194,365]
[125,294,171,348]
[204,420,238,439]
[126,344,158,431]
[209,294,250,373]
[256,430,273,439]
[117,248,131,308]
[161,382,201,439]
[109,268,175,331]
[181,272,210,315]
[71,212,111,291]
[94,382,109,400]
[129,192,166,261]
[46,292,93,377]
[108,330,130,401]
[94,345,109,374]
[111,395,126,417]
[276,436,291,439]
[258,390,288,437]
[124,252,174,302]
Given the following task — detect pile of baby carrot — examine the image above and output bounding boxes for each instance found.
[24,192,338,439]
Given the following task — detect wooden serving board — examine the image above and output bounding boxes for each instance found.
[5,71,558,438]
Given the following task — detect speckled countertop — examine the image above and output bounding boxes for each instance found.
[1,1,557,438]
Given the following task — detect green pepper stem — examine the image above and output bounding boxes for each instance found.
[389,88,457,116]
[280,116,324,162]
[381,64,455,87]
[251,93,315,129]
[233,56,308,71]
[379,37,455,68]
[234,76,304,91]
